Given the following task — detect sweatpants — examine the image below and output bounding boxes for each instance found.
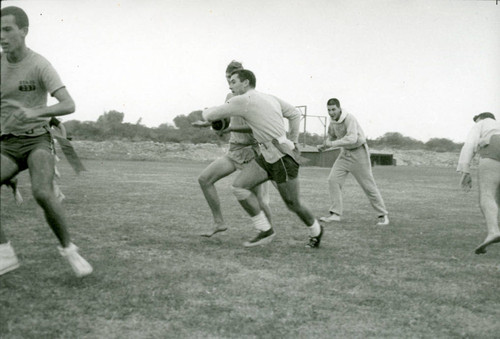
[327,145,388,216]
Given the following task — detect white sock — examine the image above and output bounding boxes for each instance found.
[0,241,16,255]
[308,220,321,237]
[251,211,271,232]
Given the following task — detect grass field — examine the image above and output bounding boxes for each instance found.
[1,159,499,338]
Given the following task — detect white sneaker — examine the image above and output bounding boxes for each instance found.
[319,213,341,222]
[0,242,20,276]
[376,215,390,226]
[58,243,93,277]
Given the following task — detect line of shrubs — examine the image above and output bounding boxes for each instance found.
[63,110,462,152]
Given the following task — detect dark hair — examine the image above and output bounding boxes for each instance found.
[473,112,495,122]
[230,69,256,88]
[327,98,340,107]
[1,6,29,29]
[225,60,243,74]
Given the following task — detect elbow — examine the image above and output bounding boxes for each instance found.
[345,137,357,145]
[66,99,76,114]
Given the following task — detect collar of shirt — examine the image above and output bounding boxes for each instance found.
[331,110,348,124]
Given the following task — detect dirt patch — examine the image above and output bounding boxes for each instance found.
[373,148,464,168]
[70,140,227,162]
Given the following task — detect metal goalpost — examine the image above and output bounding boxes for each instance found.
[295,105,328,147]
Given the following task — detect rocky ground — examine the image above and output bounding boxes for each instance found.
[67,140,467,168]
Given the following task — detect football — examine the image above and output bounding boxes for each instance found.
[211,118,230,131]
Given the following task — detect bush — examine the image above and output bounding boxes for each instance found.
[64,110,462,152]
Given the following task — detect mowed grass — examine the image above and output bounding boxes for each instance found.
[1,159,499,338]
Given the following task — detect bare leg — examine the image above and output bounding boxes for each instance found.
[29,148,93,277]
[198,156,237,236]
[1,154,21,244]
[276,177,323,248]
[254,181,272,224]
[232,161,276,247]
[276,178,316,226]
[475,158,500,254]
[5,176,23,205]
[232,160,269,218]
[0,154,22,275]
[28,148,71,247]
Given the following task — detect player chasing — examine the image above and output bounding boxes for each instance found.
[457,112,500,254]
[0,6,92,277]
[202,69,323,248]
[192,61,272,238]
[317,98,389,225]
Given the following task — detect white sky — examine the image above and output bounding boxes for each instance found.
[2,0,499,142]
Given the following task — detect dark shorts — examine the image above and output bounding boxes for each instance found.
[255,154,299,184]
[1,133,53,172]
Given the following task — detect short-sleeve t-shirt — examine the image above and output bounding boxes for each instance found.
[1,49,65,136]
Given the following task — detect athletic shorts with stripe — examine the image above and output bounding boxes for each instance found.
[255,154,299,184]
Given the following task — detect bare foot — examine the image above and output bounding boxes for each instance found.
[200,226,228,238]
[474,234,500,254]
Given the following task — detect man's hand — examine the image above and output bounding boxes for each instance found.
[14,107,39,122]
[215,127,231,137]
[293,142,302,157]
[478,138,488,148]
[191,120,211,128]
[460,172,472,192]
[317,144,327,152]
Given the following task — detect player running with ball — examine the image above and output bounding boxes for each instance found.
[202,69,323,248]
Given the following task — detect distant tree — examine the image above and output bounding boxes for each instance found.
[172,110,226,144]
[76,121,103,140]
[63,110,463,153]
[425,138,462,152]
[370,132,424,149]
[63,120,81,137]
[97,110,124,127]
[297,132,324,147]
[173,110,203,129]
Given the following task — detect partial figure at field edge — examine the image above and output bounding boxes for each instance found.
[457,112,500,255]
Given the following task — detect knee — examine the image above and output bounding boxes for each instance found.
[231,185,252,201]
[198,173,212,187]
[32,186,53,204]
[197,174,206,186]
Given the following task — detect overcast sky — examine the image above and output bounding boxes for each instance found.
[2,0,499,142]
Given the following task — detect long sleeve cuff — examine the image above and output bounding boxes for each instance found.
[456,163,470,173]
